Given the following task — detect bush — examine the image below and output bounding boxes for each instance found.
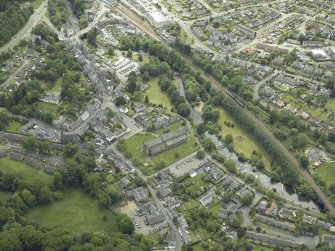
[196,150,205,159]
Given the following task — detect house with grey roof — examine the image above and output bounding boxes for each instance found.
[164,196,182,209]
[61,133,82,144]
[317,220,332,231]
[257,200,268,214]
[177,215,189,230]
[255,214,296,232]
[279,208,296,220]
[303,214,317,225]
[322,235,335,249]
[246,231,301,248]
[218,209,230,219]
[138,202,165,225]
[119,177,131,189]
[127,187,149,205]
[199,191,216,207]
[143,127,187,156]
[157,187,171,198]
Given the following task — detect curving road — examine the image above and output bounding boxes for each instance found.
[115,4,335,213]
[0,0,48,54]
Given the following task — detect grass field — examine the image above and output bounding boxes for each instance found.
[316,161,335,188]
[48,78,62,93]
[0,158,52,186]
[217,109,272,170]
[27,188,120,234]
[5,120,23,131]
[145,77,173,112]
[123,129,199,175]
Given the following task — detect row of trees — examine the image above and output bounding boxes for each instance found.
[0,0,33,46]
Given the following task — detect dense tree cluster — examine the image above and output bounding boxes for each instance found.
[119,36,211,109]
[68,0,88,29]
[0,25,90,122]
[0,80,54,123]
[48,0,69,30]
[0,0,33,46]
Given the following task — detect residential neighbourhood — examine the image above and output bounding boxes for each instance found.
[1,0,335,250]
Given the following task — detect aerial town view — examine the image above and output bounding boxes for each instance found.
[1,0,335,250]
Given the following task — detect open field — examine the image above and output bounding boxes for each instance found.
[217,109,272,170]
[316,161,335,188]
[145,77,173,112]
[0,158,52,185]
[27,188,120,234]
[123,130,199,175]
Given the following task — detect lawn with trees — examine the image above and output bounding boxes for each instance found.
[118,131,199,175]
[27,188,120,234]
[217,109,272,170]
[316,161,335,189]
[145,77,173,111]
[0,142,153,250]
[0,158,52,186]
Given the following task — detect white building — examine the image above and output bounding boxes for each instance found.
[147,10,171,27]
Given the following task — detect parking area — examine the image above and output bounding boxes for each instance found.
[132,213,169,235]
[118,201,169,235]
[170,155,209,177]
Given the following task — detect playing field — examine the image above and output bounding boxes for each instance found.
[27,188,120,234]
[316,161,335,188]
[0,158,52,185]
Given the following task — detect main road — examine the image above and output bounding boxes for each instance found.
[115,3,335,213]
[0,0,48,53]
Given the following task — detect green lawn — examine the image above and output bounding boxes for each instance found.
[0,158,52,186]
[27,188,120,234]
[122,129,199,175]
[145,77,173,112]
[183,174,210,192]
[48,78,62,93]
[36,102,59,117]
[5,120,23,131]
[316,161,335,188]
[217,109,272,170]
